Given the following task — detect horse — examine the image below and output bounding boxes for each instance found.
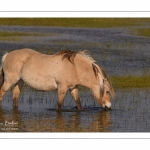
[0,48,114,110]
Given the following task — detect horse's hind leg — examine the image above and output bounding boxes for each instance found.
[12,80,24,107]
[70,86,82,110]
[0,81,12,106]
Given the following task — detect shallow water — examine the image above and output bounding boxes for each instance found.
[0,25,150,132]
[0,88,150,132]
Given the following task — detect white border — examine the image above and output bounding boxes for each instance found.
[0,0,149,12]
[0,11,150,18]
[0,133,150,139]
[0,0,150,142]
[0,138,149,150]
[0,0,150,17]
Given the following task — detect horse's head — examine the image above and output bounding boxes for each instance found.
[99,79,114,111]
[91,63,114,111]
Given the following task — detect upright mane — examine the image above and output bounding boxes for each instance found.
[56,49,77,63]
[56,49,114,98]
[55,49,95,64]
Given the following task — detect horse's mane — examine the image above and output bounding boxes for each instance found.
[56,49,96,63]
[55,49,77,63]
[56,49,114,98]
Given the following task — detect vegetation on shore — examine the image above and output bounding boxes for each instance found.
[78,76,150,91]
[136,28,150,37]
[0,18,150,28]
[1,18,150,37]
[0,31,43,36]
[111,76,150,89]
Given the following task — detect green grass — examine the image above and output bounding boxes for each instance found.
[111,76,150,89]
[0,31,40,42]
[0,31,55,42]
[0,31,43,36]
[0,18,150,28]
[78,76,150,90]
[136,28,150,37]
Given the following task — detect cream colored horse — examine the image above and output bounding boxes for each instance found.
[0,48,114,110]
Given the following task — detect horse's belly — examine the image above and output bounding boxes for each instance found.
[22,75,58,91]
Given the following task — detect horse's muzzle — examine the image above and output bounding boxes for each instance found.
[102,102,111,111]
[103,106,111,111]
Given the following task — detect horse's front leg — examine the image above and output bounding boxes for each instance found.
[57,85,68,111]
[70,86,82,110]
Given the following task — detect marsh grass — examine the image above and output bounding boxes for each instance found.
[0,31,56,42]
[135,28,150,37]
[0,18,150,28]
[111,76,150,88]
[79,76,150,91]
[0,31,45,37]
[0,31,43,42]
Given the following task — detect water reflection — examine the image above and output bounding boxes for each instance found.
[21,108,111,132]
[0,106,111,132]
[1,88,150,132]
[91,111,111,132]
[0,107,22,132]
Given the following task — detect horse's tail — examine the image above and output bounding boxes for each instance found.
[0,53,8,88]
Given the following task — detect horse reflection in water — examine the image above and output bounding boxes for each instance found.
[22,110,111,132]
[0,105,111,132]
[0,48,114,110]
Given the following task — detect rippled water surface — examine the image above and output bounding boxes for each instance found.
[0,88,150,132]
[0,25,150,132]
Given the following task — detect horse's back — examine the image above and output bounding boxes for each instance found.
[7,48,58,91]
[3,48,40,65]
[2,48,80,91]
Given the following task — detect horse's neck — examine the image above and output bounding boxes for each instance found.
[74,55,98,89]
[79,79,95,89]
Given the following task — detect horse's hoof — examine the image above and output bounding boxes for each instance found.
[73,106,78,109]
[73,106,82,110]
[56,108,61,111]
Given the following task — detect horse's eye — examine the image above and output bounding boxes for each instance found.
[106,91,109,94]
